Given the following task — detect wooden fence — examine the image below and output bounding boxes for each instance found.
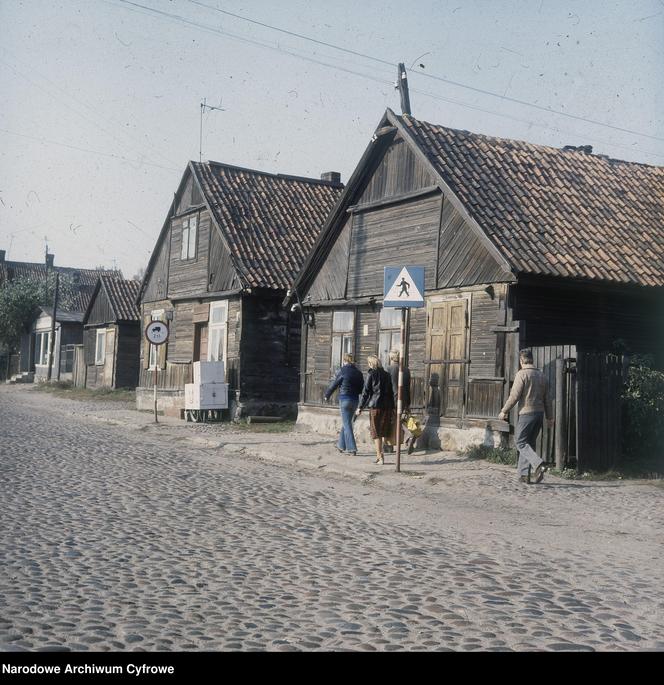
[576,352,626,472]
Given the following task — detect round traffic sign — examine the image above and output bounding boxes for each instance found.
[145,320,169,345]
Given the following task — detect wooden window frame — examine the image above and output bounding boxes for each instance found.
[180,215,198,261]
[95,329,107,365]
[207,301,228,363]
[35,331,51,367]
[330,310,354,375]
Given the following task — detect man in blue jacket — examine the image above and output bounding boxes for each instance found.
[324,353,365,456]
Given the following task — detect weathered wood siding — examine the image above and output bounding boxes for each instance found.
[347,195,442,298]
[208,224,241,293]
[84,324,116,389]
[168,210,211,299]
[170,301,194,363]
[115,323,140,388]
[239,294,300,404]
[175,171,204,216]
[303,308,333,404]
[437,198,512,288]
[511,281,664,362]
[86,287,114,326]
[307,216,351,303]
[356,137,435,205]
[143,226,171,303]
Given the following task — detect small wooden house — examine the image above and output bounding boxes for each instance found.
[82,276,141,389]
[287,109,664,453]
[136,160,343,418]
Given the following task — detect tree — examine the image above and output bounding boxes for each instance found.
[0,272,78,355]
[0,277,44,354]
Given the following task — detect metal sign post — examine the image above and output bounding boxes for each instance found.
[395,307,406,473]
[144,321,170,424]
[384,266,425,473]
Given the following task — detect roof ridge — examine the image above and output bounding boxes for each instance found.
[191,160,343,186]
[402,113,663,170]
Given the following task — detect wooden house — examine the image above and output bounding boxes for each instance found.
[136,161,343,418]
[0,251,120,382]
[287,109,664,453]
[81,276,141,389]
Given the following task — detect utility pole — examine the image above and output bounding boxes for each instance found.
[46,272,59,382]
[199,98,225,162]
[396,63,412,116]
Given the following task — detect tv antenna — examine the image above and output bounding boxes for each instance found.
[199,97,225,162]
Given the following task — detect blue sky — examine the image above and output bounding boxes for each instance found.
[1,0,662,279]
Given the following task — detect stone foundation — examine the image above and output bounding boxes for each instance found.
[296,404,505,451]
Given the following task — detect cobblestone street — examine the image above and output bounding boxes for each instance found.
[1,386,662,652]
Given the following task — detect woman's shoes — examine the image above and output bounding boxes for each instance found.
[374,454,384,465]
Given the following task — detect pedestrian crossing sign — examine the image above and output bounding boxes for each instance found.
[383,266,425,308]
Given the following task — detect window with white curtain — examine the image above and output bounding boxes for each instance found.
[331,311,354,375]
[35,331,51,366]
[379,307,401,368]
[208,301,228,362]
[95,329,107,365]
[180,216,198,260]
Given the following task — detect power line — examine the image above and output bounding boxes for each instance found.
[180,0,664,144]
[0,127,181,172]
[107,0,663,161]
[0,50,181,171]
[408,86,664,162]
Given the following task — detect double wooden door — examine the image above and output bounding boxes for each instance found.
[426,298,468,418]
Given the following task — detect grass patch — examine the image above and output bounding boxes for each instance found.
[460,444,518,466]
[32,382,135,403]
[233,420,296,433]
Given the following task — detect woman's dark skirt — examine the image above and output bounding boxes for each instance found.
[369,408,393,439]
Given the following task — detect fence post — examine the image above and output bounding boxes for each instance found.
[555,358,566,470]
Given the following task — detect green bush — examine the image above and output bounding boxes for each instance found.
[461,444,518,465]
[622,357,664,464]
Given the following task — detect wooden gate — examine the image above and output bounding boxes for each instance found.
[530,348,625,472]
[576,352,625,472]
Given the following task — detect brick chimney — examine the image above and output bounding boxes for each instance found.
[45,252,54,267]
[321,171,341,185]
[0,249,5,263]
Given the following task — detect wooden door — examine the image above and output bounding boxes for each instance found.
[194,323,209,362]
[426,299,468,418]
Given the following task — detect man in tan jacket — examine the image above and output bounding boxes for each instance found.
[499,349,554,484]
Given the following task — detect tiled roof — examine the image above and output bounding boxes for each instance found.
[0,259,122,311]
[400,114,664,287]
[100,275,140,321]
[191,162,344,290]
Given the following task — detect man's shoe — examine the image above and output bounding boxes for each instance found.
[335,445,344,453]
[534,464,545,484]
[518,475,530,484]
[349,451,357,456]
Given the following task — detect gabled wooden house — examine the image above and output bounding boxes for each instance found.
[137,161,343,418]
[287,109,664,452]
[82,276,141,389]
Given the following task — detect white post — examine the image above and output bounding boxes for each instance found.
[395,307,406,472]
[153,343,158,423]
